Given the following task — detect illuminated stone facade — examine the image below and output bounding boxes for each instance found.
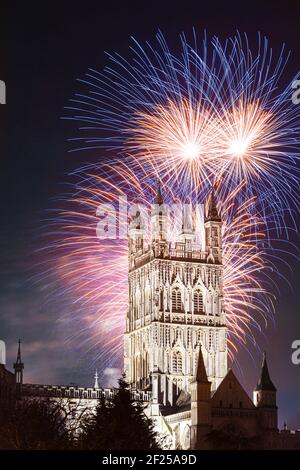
[124,185,227,408]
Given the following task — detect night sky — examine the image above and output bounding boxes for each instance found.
[1,1,299,427]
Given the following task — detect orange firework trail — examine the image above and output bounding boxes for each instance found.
[127,98,218,191]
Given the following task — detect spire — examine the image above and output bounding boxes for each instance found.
[94,369,99,389]
[16,339,22,363]
[14,339,24,386]
[206,184,221,221]
[255,352,276,392]
[195,345,209,383]
[154,179,164,205]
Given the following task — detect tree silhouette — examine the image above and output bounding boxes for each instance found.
[80,375,160,450]
[0,398,77,449]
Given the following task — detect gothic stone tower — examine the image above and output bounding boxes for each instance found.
[124,184,227,409]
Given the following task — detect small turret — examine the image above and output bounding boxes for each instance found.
[14,339,24,397]
[205,185,221,222]
[255,352,276,395]
[155,180,164,205]
[253,352,278,430]
[151,179,168,252]
[178,204,195,244]
[204,185,222,263]
[195,345,209,384]
[128,209,145,255]
[94,369,99,389]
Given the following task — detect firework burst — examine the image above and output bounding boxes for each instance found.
[65,31,300,227]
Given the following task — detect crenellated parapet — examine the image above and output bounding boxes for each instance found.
[21,383,152,402]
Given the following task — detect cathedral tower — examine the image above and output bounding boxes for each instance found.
[124,184,228,409]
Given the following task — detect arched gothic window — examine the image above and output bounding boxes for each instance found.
[172,351,183,374]
[172,287,183,311]
[193,290,203,313]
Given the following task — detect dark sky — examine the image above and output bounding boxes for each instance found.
[1,1,299,428]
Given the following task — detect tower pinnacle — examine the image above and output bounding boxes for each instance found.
[155,178,164,205]
[94,369,99,389]
[206,184,221,222]
[195,345,209,383]
[17,339,21,362]
[14,339,24,386]
[151,178,167,244]
[253,351,278,429]
[255,352,276,392]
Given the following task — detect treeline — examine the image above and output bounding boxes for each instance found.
[0,376,161,450]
